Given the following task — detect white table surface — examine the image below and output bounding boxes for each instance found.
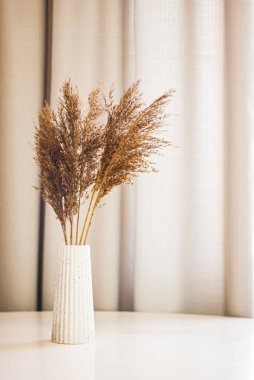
[0,311,253,380]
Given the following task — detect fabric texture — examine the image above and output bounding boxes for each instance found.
[0,0,253,317]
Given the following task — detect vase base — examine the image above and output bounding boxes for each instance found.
[51,337,96,345]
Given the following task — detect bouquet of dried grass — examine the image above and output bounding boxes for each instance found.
[34,80,174,245]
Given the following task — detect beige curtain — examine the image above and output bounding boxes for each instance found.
[0,0,253,317]
[0,0,45,310]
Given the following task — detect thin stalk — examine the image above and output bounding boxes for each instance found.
[82,165,112,245]
[76,116,90,244]
[62,223,68,245]
[75,196,81,244]
[70,214,73,244]
[83,188,102,245]
[78,164,105,245]
[78,184,97,244]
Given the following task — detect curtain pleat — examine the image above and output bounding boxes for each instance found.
[0,0,45,310]
[132,0,226,314]
[225,0,254,317]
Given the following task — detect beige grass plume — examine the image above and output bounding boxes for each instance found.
[34,80,174,245]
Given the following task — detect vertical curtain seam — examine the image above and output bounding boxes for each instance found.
[37,0,53,311]
[118,0,136,312]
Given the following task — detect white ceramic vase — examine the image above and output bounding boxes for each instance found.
[52,245,95,344]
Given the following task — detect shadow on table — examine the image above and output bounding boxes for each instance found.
[0,340,52,351]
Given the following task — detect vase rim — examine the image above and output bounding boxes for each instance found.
[60,244,90,248]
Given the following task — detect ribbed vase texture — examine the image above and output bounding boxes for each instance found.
[52,245,95,344]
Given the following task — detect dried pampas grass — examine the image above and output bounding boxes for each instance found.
[34,80,174,245]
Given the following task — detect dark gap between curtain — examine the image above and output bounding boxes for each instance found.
[37,0,53,311]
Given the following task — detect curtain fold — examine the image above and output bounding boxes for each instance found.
[132,0,226,314]
[225,0,254,317]
[0,0,253,317]
[0,0,45,310]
